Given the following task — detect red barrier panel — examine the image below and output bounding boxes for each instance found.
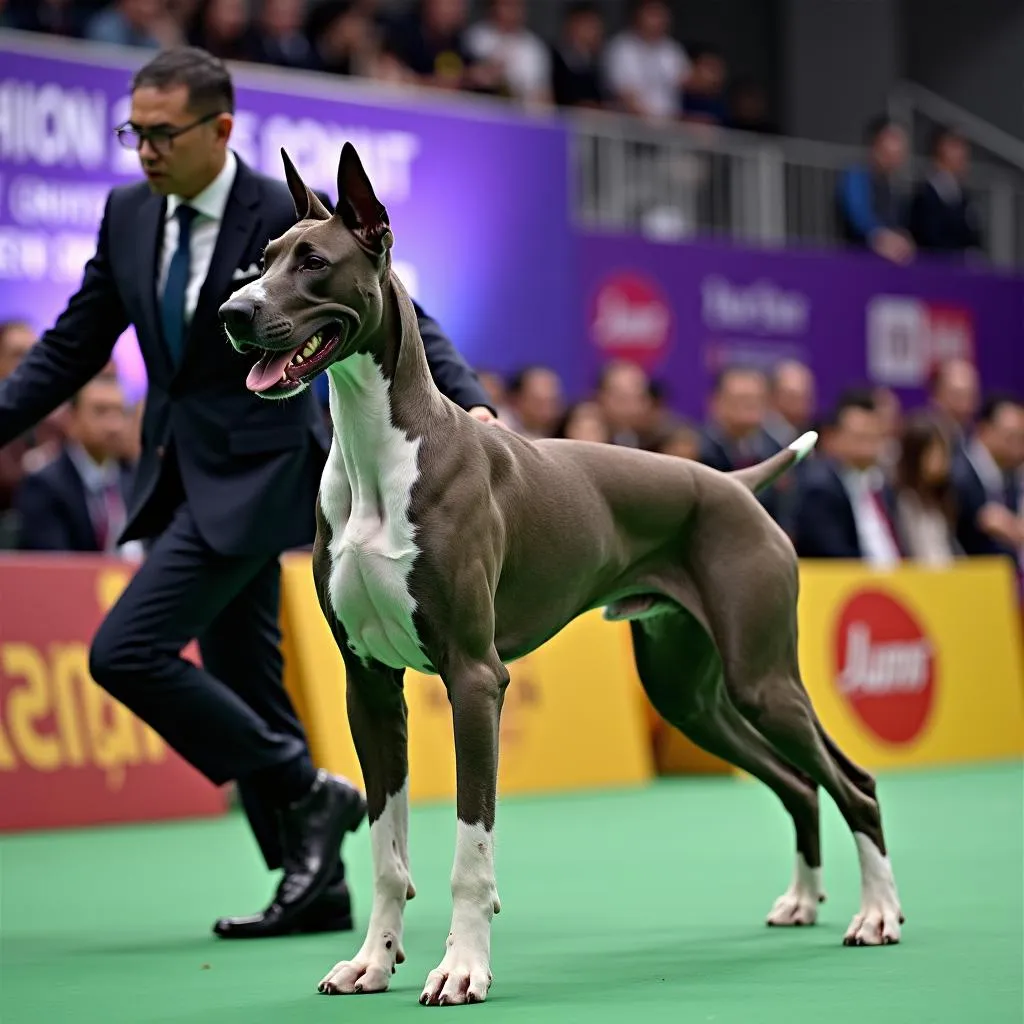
[0,556,227,831]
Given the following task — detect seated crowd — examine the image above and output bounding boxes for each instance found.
[1,318,1021,592]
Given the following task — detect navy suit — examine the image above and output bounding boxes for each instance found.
[908,179,982,256]
[0,155,492,870]
[793,457,901,559]
[14,447,134,552]
[951,450,1020,560]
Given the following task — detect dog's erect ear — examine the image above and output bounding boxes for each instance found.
[281,148,330,222]
[335,142,393,255]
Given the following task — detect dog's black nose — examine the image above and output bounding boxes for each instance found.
[220,296,257,332]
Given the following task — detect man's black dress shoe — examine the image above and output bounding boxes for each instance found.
[213,771,366,939]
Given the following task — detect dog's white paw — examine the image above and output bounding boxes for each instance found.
[318,948,403,995]
[766,854,825,927]
[843,833,903,947]
[419,946,493,1006]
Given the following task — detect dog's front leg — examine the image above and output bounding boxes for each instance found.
[420,651,508,1007]
[319,659,413,996]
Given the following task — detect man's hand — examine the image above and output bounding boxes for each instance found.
[870,228,915,265]
[978,503,1024,548]
[467,406,510,430]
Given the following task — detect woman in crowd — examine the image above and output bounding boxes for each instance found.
[894,412,959,566]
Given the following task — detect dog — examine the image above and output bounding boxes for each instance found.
[219,143,903,1007]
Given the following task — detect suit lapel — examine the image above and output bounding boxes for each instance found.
[180,161,262,369]
[136,191,175,381]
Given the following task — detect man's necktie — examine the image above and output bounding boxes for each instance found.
[161,204,198,367]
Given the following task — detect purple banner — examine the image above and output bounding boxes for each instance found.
[575,230,1024,418]
[0,34,572,403]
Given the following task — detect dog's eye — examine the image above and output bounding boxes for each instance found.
[300,254,328,272]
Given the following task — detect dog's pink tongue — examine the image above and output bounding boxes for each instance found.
[246,349,295,393]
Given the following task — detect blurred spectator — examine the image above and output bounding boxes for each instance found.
[306,0,375,77]
[651,419,700,459]
[85,0,181,49]
[908,126,984,259]
[550,1,606,110]
[928,357,979,456]
[603,0,690,121]
[0,321,68,528]
[188,0,257,61]
[595,360,651,446]
[464,0,552,107]
[555,400,609,443]
[698,366,783,520]
[503,366,564,439]
[837,116,915,265]
[13,375,138,556]
[793,389,902,565]
[476,370,508,416]
[680,45,728,126]
[382,0,477,91]
[872,383,903,480]
[894,412,959,566]
[251,0,315,69]
[726,77,779,135]
[952,394,1024,564]
[637,378,687,449]
[764,359,815,448]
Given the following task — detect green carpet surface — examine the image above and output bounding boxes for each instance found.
[2,763,1022,1023]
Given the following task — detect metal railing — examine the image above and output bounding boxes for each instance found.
[570,108,1024,268]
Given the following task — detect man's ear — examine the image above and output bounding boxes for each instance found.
[281,148,331,222]
[335,142,394,255]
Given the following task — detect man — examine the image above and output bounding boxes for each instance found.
[908,126,984,258]
[764,359,815,449]
[698,366,784,522]
[503,365,564,439]
[928,357,980,457]
[0,46,499,939]
[837,116,915,264]
[594,360,651,447]
[550,1,607,110]
[952,395,1024,568]
[14,374,138,556]
[793,390,903,565]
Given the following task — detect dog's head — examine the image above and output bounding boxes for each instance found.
[220,142,394,400]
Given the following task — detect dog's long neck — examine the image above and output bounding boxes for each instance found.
[323,272,446,523]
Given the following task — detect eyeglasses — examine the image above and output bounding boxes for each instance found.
[114,112,223,155]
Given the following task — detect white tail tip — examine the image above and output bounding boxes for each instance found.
[788,430,818,463]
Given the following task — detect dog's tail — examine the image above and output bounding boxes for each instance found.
[730,431,818,494]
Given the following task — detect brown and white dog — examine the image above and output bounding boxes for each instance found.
[220,144,903,1007]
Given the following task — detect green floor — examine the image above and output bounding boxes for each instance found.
[1,764,1022,1023]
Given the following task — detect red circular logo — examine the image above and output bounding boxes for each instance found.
[589,272,671,371]
[833,590,936,745]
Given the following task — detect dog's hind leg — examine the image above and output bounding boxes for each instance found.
[420,647,508,1007]
[319,656,414,996]
[630,616,826,926]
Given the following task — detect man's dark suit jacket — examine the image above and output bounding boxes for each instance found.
[908,179,982,255]
[14,447,134,552]
[792,456,901,559]
[951,449,1020,560]
[0,155,492,557]
[698,426,786,525]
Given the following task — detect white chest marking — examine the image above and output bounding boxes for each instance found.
[319,354,430,673]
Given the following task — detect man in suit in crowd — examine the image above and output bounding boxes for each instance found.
[908,126,983,259]
[928,357,980,458]
[836,115,915,264]
[952,395,1024,567]
[0,46,500,939]
[763,359,816,450]
[793,389,903,565]
[14,373,137,555]
[698,366,784,523]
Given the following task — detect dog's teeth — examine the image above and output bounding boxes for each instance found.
[294,354,304,364]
